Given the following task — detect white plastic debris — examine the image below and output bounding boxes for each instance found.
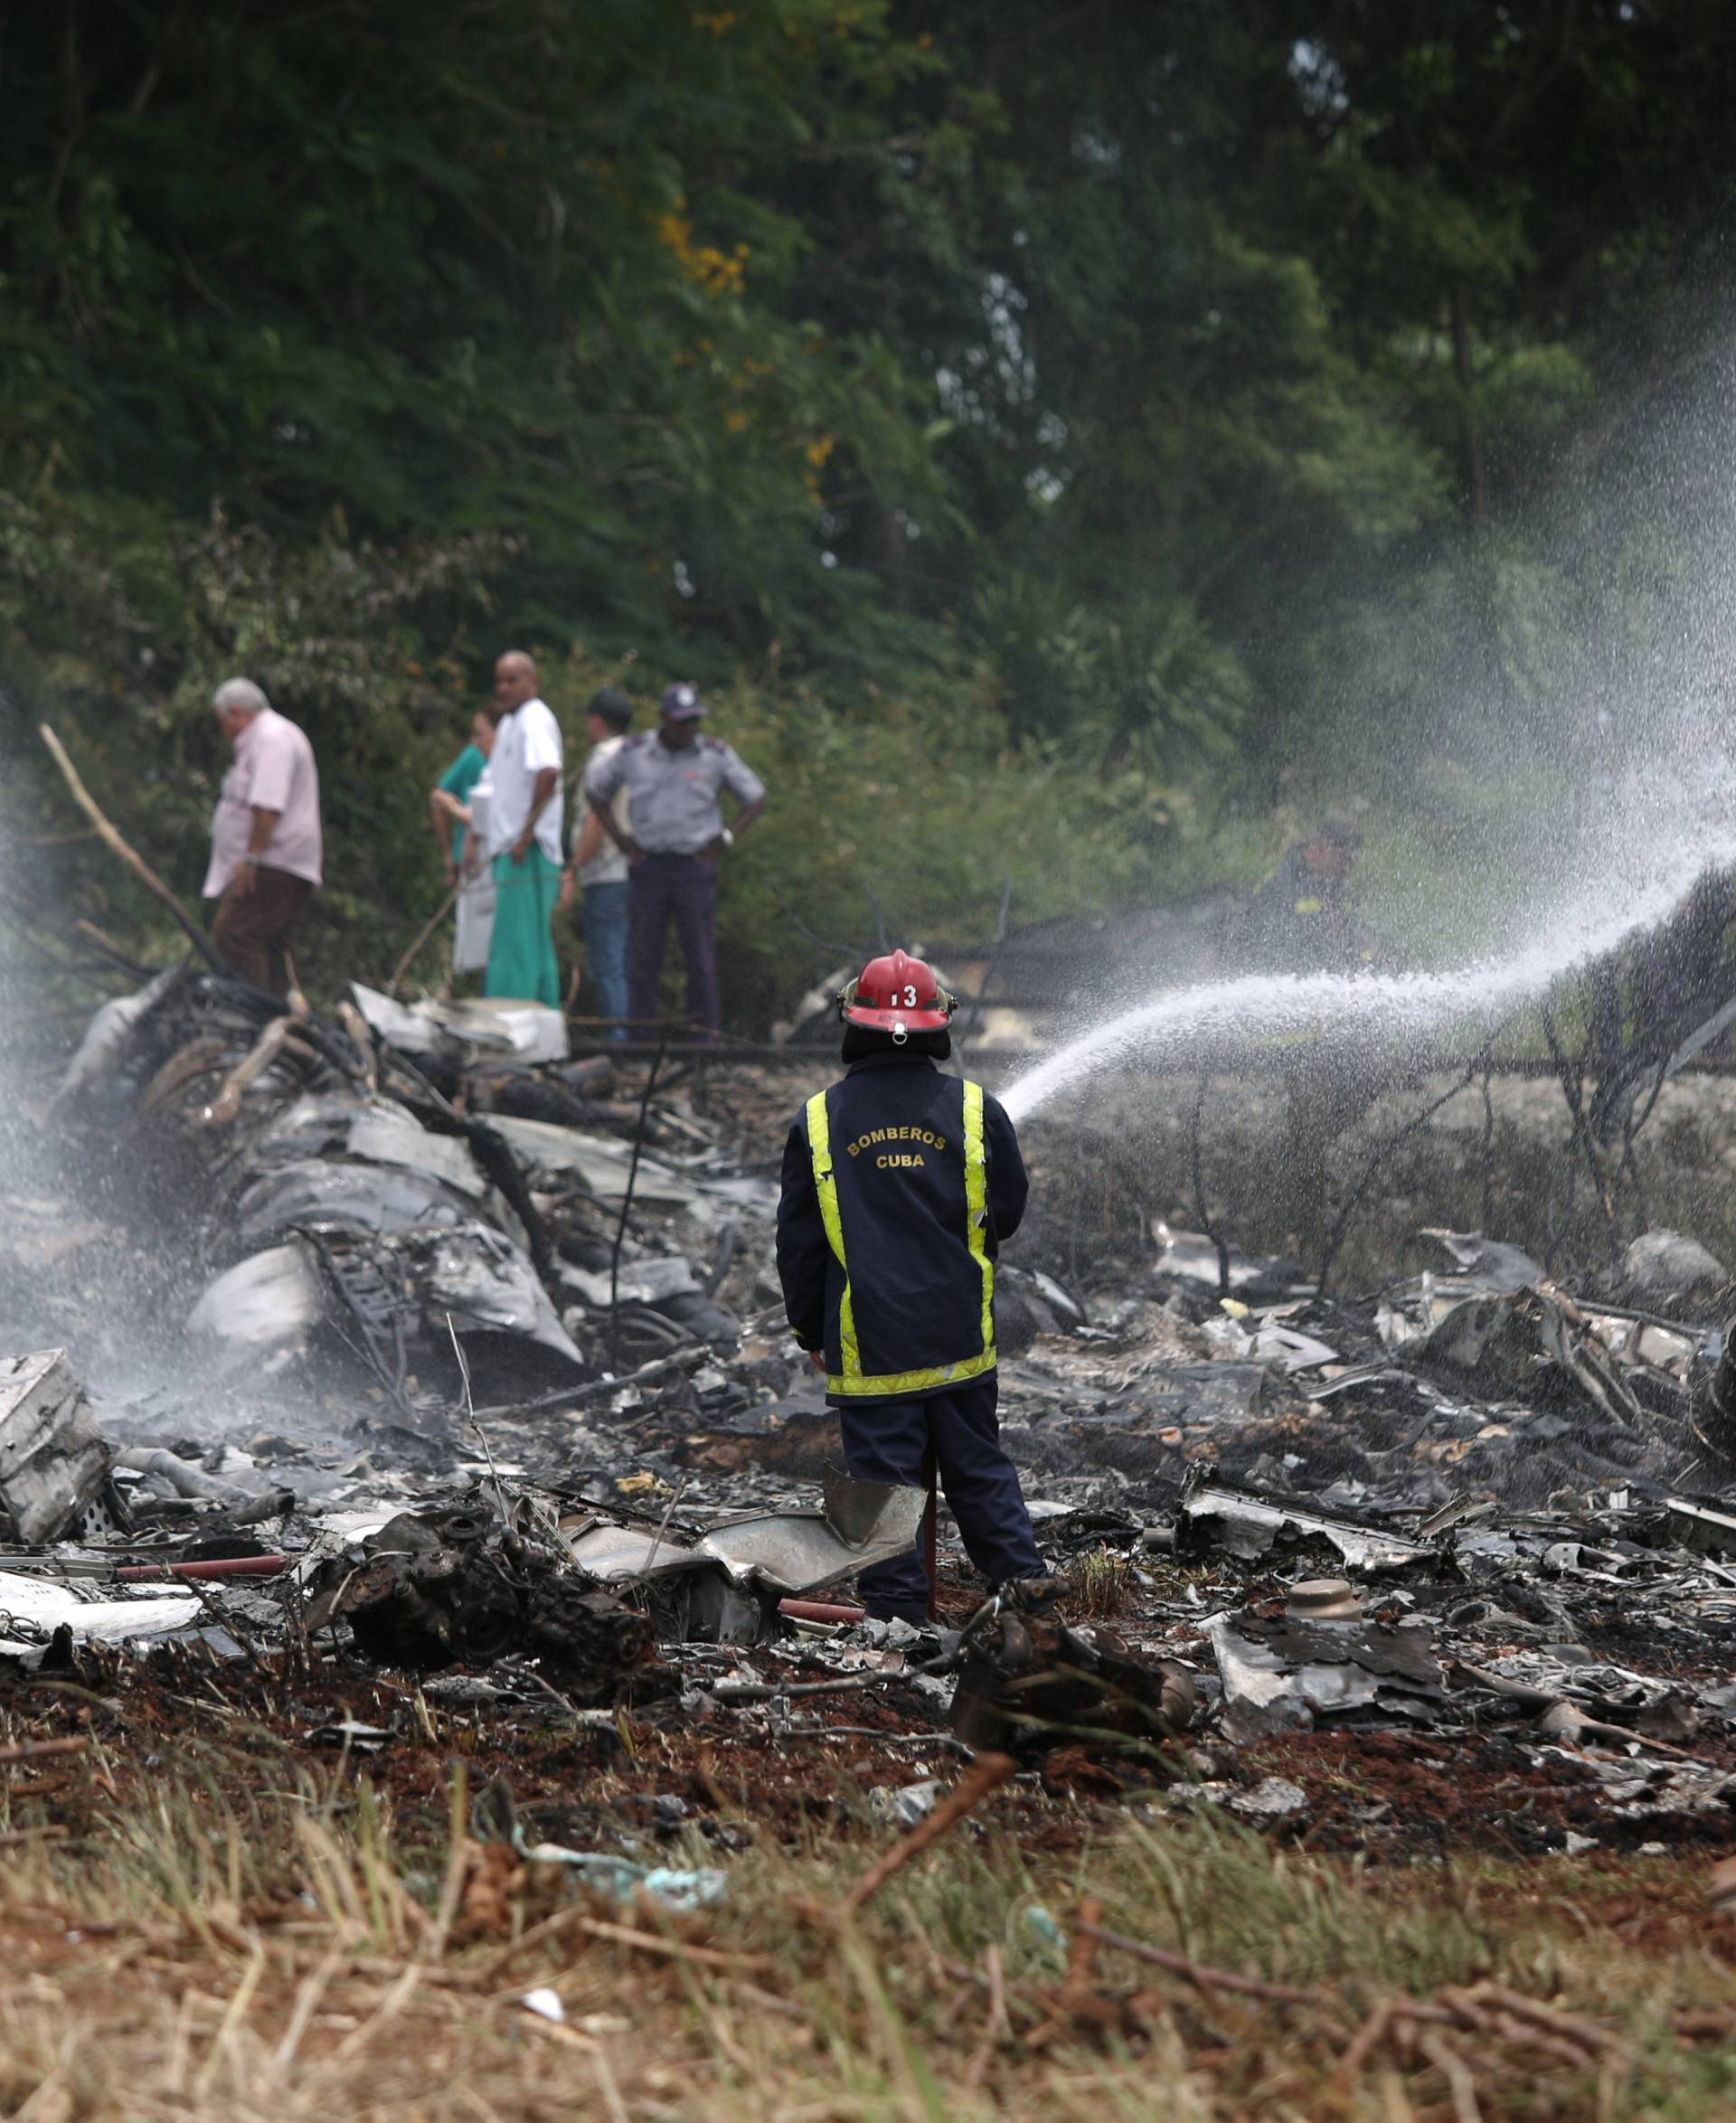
[0,1570,201,1654]
[1226,1776,1310,1822]
[1247,1324,1340,1373]
[514,1847,729,1911]
[887,1774,942,1826]
[349,985,569,1063]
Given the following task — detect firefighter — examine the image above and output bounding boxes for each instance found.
[1233,814,1369,976]
[775,949,1050,1622]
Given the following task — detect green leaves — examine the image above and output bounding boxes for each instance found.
[0,0,958,682]
[8,1,1736,1024]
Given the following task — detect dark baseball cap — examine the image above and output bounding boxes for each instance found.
[587,686,633,731]
[660,682,705,722]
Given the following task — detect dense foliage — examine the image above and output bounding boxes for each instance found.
[4,2,1733,1010]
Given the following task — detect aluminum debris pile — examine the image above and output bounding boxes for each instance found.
[42,965,784,1419]
[0,1351,944,1684]
[13,967,1736,1854]
[992,1219,1730,1511]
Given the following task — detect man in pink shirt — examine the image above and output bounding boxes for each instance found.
[202,678,323,996]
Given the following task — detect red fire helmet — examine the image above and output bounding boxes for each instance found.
[838,948,956,1033]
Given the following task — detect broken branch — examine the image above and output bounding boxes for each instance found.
[836,1751,1016,1918]
[39,723,227,977]
[0,1735,90,1766]
[387,878,462,997]
[565,1914,775,1972]
[1415,2027,1486,2123]
[1472,1980,1618,2053]
[1078,1921,1323,2005]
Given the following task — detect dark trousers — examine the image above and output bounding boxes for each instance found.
[209,866,314,998]
[628,854,720,1040]
[836,1378,1044,1622]
[581,878,631,1041]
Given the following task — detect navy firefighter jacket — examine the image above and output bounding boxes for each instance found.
[775,1051,1028,1402]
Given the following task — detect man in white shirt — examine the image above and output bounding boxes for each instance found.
[483,649,564,1005]
[202,677,322,997]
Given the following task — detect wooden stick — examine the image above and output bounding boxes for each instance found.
[1078,1922,1323,2006]
[1386,1999,1460,2028]
[567,1915,774,1972]
[1673,2011,1736,2040]
[1472,1981,1618,2052]
[196,1015,297,1126]
[39,724,226,974]
[335,999,379,1092]
[73,917,157,976]
[387,878,461,997]
[1485,2010,1599,2069]
[1436,1986,1496,2034]
[1434,1986,1590,2065]
[0,1736,90,1766]
[1333,1996,1398,2090]
[1061,1893,1103,2012]
[1416,2029,1485,2123]
[839,1751,1016,1918]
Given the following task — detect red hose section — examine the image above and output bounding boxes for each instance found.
[777,1598,867,1625]
[114,1555,290,1581]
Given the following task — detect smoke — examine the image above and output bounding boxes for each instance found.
[0,744,76,1348]
[1002,786,1736,1122]
[0,705,203,1389]
[1004,363,1736,1122]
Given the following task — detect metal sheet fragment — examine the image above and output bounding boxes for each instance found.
[1179,1473,1430,1574]
[0,1349,116,1543]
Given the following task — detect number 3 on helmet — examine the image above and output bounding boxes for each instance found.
[836,949,956,1033]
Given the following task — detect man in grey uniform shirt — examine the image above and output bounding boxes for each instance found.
[587,682,767,1041]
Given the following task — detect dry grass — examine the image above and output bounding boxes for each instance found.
[1065,1546,1138,1620]
[2,1740,1736,2119]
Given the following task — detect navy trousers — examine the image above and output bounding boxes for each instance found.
[628,854,720,1041]
[835,1378,1044,1622]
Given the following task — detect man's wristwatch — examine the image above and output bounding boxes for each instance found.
[241,854,260,867]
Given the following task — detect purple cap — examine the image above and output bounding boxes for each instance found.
[660,682,705,722]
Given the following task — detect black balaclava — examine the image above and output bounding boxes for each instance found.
[842,1023,952,1066]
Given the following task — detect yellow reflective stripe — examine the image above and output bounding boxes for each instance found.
[962,1079,994,1358]
[806,1090,841,1259]
[826,1345,998,1397]
[806,1088,859,1379]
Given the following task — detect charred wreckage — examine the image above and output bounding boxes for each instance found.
[8,961,1736,1856]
